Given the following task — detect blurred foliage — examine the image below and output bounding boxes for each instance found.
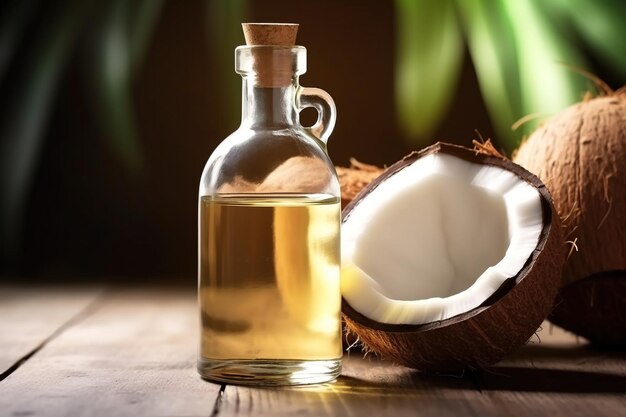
[395,0,626,150]
[83,0,164,175]
[395,0,463,141]
[0,0,97,262]
[1,0,624,266]
[0,0,247,266]
[206,0,248,129]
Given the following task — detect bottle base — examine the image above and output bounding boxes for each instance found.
[197,358,342,386]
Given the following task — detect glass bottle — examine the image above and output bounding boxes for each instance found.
[197,27,341,386]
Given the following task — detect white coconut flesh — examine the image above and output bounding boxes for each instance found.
[341,153,544,325]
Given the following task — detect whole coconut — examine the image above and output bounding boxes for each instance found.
[513,91,626,346]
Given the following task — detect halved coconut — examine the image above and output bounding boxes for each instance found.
[341,142,564,372]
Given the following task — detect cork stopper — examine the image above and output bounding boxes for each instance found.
[240,23,300,87]
[242,23,298,46]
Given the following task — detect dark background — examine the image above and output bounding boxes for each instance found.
[1,0,622,281]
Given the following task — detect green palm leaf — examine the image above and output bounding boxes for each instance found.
[503,0,588,137]
[550,0,626,76]
[395,0,463,145]
[83,0,164,174]
[205,0,248,129]
[456,0,522,150]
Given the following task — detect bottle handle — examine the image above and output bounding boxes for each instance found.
[297,87,336,144]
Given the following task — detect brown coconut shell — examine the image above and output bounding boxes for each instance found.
[336,159,385,209]
[513,93,626,346]
[342,142,565,372]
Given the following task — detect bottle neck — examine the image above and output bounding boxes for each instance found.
[241,76,299,129]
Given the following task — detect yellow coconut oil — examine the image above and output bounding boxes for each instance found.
[198,194,342,384]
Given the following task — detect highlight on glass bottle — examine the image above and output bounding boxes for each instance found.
[197,24,342,386]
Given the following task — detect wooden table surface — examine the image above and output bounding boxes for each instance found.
[0,285,625,417]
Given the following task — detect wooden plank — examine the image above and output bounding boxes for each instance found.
[0,288,220,417]
[217,323,626,417]
[0,285,102,374]
[2,286,625,417]
[217,354,485,417]
[480,323,626,417]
